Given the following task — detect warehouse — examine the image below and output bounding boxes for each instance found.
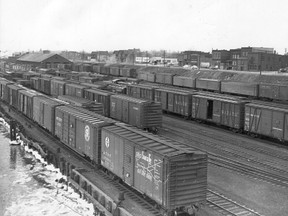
[16,52,71,70]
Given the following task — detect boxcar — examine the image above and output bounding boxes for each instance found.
[155,73,174,85]
[55,105,112,163]
[120,66,138,78]
[79,76,99,83]
[33,96,65,134]
[126,84,155,101]
[173,76,196,88]
[58,95,104,115]
[101,124,207,214]
[195,78,221,92]
[221,81,259,97]
[84,89,114,117]
[192,93,248,130]
[51,79,66,96]
[110,95,162,131]
[0,79,12,101]
[65,83,89,98]
[244,101,288,141]
[39,77,52,95]
[18,90,42,119]
[259,83,288,101]
[30,77,40,91]
[7,84,24,108]
[109,66,121,76]
[154,87,196,118]
[100,65,111,75]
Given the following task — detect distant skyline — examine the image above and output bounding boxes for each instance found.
[1,0,288,56]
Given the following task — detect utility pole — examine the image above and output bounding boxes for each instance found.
[146,51,148,67]
[133,48,135,65]
[163,50,166,67]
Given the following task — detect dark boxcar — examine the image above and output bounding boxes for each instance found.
[18,90,42,119]
[84,89,114,117]
[173,76,196,88]
[65,83,88,98]
[22,72,39,80]
[55,105,112,162]
[7,84,24,108]
[120,66,138,78]
[109,66,120,76]
[38,77,52,95]
[58,95,103,115]
[196,78,221,92]
[100,65,110,75]
[192,93,248,130]
[33,96,64,134]
[51,79,66,96]
[0,79,13,101]
[155,73,174,85]
[30,77,40,91]
[221,81,259,97]
[126,84,155,101]
[259,83,288,101]
[110,95,162,130]
[154,87,196,117]
[101,124,207,213]
[245,101,288,141]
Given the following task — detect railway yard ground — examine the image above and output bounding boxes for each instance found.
[160,115,288,216]
[2,99,288,216]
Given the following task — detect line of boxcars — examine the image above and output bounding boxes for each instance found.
[0,78,208,216]
[66,62,288,102]
[13,69,288,144]
[27,75,162,133]
[127,84,288,144]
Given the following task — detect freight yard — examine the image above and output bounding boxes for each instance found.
[0,61,288,216]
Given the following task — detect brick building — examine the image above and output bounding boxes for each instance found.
[212,49,230,69]
[178,51,212,68]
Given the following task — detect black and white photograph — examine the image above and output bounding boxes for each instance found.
[1,0,288,215]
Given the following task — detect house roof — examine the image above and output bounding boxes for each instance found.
[17,53,69,63]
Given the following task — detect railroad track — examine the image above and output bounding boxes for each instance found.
[160,123,288,188]
[5,105,163,216]
[163,115,288,166]
[207,189,263,216]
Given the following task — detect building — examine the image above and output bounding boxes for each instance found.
[91,51,109,62]
[178,51,212,68]
[113,49,140,63]
[16,52,71,70]
[212,49,230,69]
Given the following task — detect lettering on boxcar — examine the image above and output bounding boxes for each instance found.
[135,150,162,188]
[105,137,110,148]
[84,125,90,141]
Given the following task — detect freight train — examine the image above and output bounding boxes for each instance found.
[126,84,288,144]
[3,67,288,144]
[26,75,162,133]
[0,78,208,216]
[60,62,288,102]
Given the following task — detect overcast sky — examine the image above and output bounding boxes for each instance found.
[0,0,288,55]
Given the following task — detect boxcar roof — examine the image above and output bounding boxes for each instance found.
[7,84,24,90]
[111,94,150,103]
[105,124,205,157]
[70,106,118,124]
[247,100,288,112]
[85,88,113,95]
[66,83,88,88]
[57,105,112,126]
